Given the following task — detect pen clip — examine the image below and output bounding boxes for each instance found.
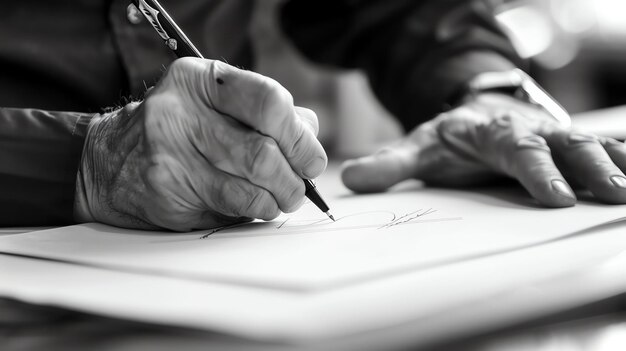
[131,0,204,58]
[133,0,177,51]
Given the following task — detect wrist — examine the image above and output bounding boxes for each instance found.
[73,110,116,223]
[461,92,561,128]
[73,103,140,223]
[454,69,571,127]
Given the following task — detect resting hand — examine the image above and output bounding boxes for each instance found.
[74,57,327,231]
[342,93,626,207]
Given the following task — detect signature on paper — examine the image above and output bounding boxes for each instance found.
[199,208,446,239]
[378,208,437,229]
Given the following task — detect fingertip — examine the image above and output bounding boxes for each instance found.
[587,175,626,204]
[532,179,577,208]
[340,147,416,193]
[302,155,327,179]
[341,158,387,193]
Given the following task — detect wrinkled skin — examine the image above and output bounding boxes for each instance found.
[342,93,626,207]
[75,57,327,231]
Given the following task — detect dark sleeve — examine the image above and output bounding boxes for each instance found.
[0,108,93,226]
[280,0,522,131]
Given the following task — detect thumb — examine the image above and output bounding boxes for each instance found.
[341,141,419,193]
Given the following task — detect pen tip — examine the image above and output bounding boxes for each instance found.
[326,212,336,222]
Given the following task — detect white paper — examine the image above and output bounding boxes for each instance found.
[1,224,626,345]
[1,169,625,291]
[2,166,626,344]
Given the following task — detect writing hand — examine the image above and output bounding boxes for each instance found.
[74,57,327,231]
[342,93,626,207]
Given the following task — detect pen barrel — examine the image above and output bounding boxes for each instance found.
[304,179,330,213]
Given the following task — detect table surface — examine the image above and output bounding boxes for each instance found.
[1,294,625,351]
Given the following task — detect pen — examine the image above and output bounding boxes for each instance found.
[131,0,335,222]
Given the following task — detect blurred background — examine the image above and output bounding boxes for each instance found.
[251,0,626,159]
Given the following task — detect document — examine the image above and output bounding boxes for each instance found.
[1,167,626,344]
[2,183,625,291]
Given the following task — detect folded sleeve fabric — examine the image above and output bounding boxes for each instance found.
[0,109,93,226]
[280,0,523,131]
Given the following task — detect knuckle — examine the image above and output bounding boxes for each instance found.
[601,137,626,148]
[264,78,293,105]
[203,59,226,85]
[258,80,293,129]
[296,106,316,118]
[289,179,305,200]
[242,190,276,219]
[567,132,599,147]
[161,58,207,102]
[491,112,514,128]
[245,137,279,179]
[282,131,328,172]
[592,158,617,172]
[510,150,555,177]
[515,135,550,152]
[243,190,264,216]
[284,128,327,171]
[205,59,232,81]
[296,107,319,135]
[168,57,199,77]
[204,58,219,76]
[215,180,248,218]
[201,59,230,108]
[527,158,558,176]
[283,127,308,159]
[280,181,305,212]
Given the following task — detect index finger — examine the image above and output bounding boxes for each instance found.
[201,59,327,179]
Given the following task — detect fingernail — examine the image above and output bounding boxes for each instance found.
[610,175,626,189]
[551,179,575,199]
[303,157,325,178]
